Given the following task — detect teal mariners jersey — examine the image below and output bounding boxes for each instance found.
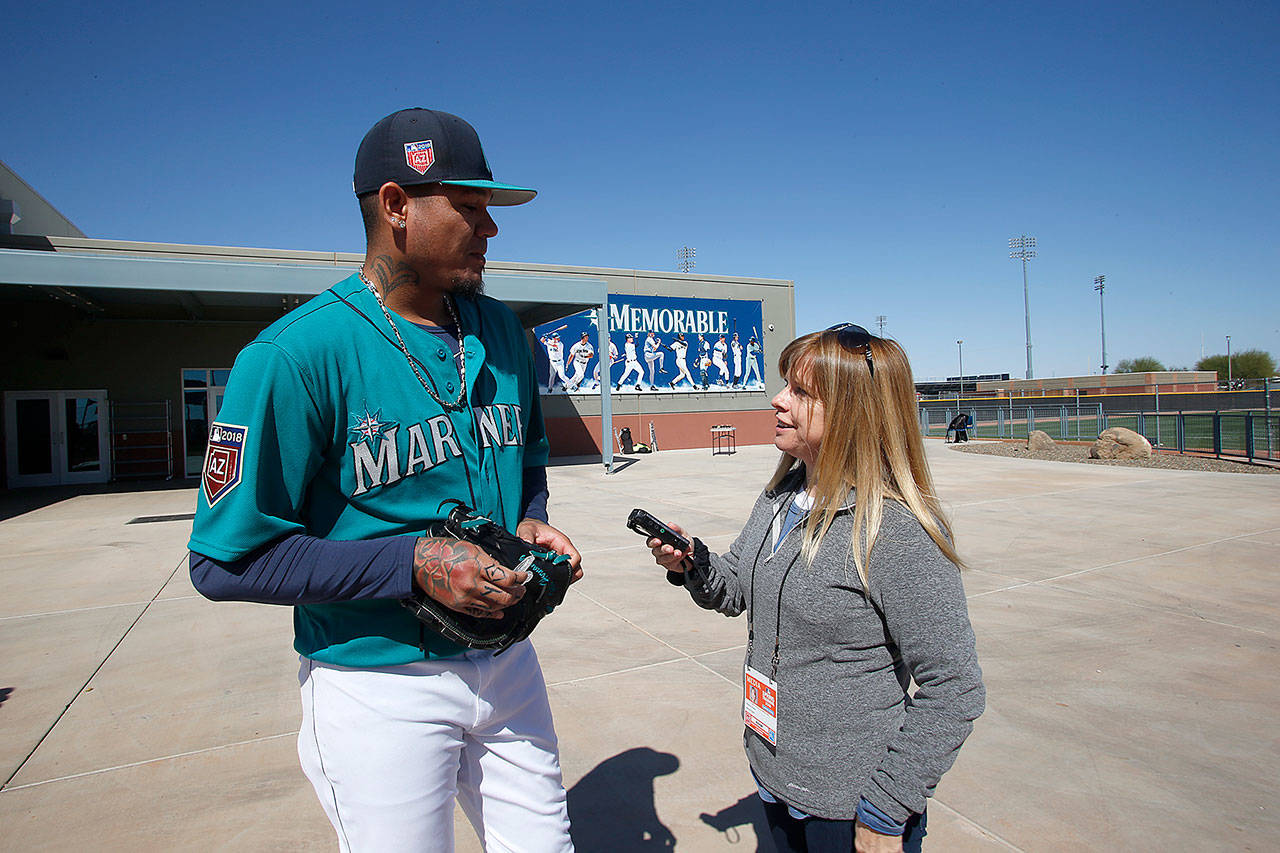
[188,274,549,666]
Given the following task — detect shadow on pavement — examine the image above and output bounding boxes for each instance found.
[567,747,679,850]
[0,478,193,522]
[699,793,770,851]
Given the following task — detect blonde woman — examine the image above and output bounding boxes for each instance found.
[647,325,984,853]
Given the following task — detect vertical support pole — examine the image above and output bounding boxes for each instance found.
[1023,257,1034,379]
[1060,406,1068,439]
[1177,411,1185,453]
[598,297,615,474]
[1155,383,1161,446]
[1245,413,1255,461]
[1266,377,1273,459]
[1213,411,1222,458]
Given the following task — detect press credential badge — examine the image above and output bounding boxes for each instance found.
[743,665,778,745]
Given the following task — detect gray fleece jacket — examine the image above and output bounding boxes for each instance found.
[684,470,984,823]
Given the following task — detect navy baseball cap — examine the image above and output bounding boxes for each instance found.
[353,108,536,206]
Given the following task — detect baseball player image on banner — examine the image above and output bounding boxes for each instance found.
[533,294,765,394]
[745,334,764,386]
[540,329,571,393]
[712,334,730,384]
[593,339,620,389]
[669,333,696,388]
[565,331,594,391]
[187,108,582,852]
[644,330,667,387]
[616,333,645,390]
[697,334,711,389]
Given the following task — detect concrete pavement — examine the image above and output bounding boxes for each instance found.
[1,441,1277,851]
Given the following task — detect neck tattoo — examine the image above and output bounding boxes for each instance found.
[358,270,468,411]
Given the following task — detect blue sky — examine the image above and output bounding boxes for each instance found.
[4,1,1277,379]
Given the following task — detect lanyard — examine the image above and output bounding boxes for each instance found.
[747,493,804,681]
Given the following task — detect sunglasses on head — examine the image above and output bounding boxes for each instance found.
[825,323,875,376]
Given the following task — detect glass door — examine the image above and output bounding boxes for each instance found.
[183,369,230,477]
[5,390,111,488]
[8,396,57,486]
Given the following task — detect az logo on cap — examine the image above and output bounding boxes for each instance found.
[405,140,435,175]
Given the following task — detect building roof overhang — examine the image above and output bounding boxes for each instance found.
[0,239,606,328]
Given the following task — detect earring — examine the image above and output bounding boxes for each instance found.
[396,219,406,229]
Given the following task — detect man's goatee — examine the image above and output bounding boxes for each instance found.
[452,276,485,299]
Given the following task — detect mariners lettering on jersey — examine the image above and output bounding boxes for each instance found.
[349,404,525,497]
[404,140,435,175]
[203,422,248,506]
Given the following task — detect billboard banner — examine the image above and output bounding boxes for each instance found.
[534,294,766,395]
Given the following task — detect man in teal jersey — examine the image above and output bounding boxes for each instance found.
[188,108,581,852]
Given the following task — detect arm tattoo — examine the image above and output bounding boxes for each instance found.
[370,254,419,299]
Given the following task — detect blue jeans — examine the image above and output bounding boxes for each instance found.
[760,799,927,853]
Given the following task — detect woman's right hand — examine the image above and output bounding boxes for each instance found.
[647,521,690,573]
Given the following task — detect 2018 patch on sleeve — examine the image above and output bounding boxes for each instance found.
[202,422,248,506]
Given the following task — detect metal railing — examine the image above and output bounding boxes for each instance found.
[919,405,1279,465]
[920,403,1105,441]
[1112,411,1279,463]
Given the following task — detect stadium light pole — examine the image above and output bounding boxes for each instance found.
[1226,335,1232,385]
[676,246,696,274]
[877,315,887,336]
[956,339,964,406]
[1094,275,1108,373]
[1009,235,1037,379]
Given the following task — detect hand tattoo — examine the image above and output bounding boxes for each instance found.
[413,537,523,616]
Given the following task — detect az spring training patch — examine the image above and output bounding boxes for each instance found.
[404,140,435,175]
[202,422,248,507]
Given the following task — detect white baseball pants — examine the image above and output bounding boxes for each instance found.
[567,360,588,389]
[618,360,644,385]
[298,642,573,852]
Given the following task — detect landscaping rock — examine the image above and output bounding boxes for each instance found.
[1028,430,1056,451]
[1090,427,1153,460]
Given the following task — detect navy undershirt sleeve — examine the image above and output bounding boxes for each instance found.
[189,534,418,604]
[522,465,549,523]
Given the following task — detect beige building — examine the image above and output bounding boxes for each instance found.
[975,371,1217,397]
[1,161,794,488]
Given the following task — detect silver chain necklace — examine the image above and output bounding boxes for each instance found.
[358,270,467,411]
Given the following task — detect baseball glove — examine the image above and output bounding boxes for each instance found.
[401,501,574,654]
